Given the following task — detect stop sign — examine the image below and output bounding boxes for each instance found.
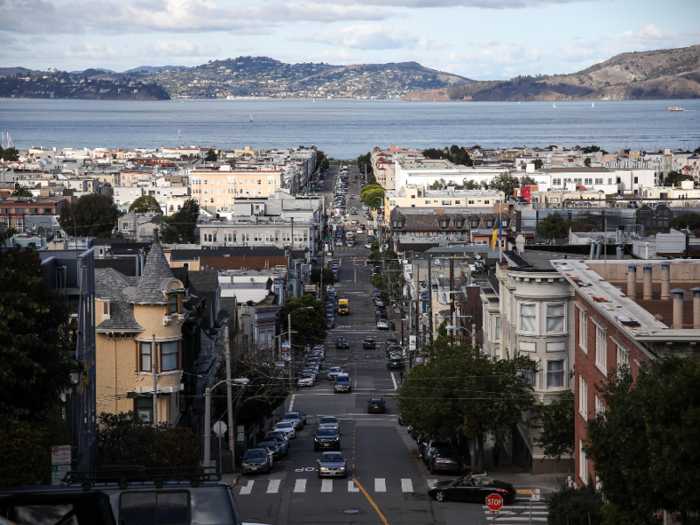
[486,493,503,512]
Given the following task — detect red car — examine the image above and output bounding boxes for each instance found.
[362,338,376,349]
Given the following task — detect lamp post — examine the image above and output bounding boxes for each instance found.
[204,377,250,476]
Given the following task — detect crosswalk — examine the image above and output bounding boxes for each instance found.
[484,499,549,523]
[236,477,416,496]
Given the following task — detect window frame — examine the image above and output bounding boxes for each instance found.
[161,341,179,372]
[545,303,566,333]
[519,302,538,333]
[140,341,152,372]
[595,324,607,374]
[578,307,587,353]
[579,439,588,484]
[617,343,630,369]
[578,375,588,419]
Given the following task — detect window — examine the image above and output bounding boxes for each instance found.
[120,491,189,525]
[454,200,461,205]
[425,200,431,205]
[546,304,565,332]
[578,309,587,353]
[140,342,152,372]
[454,220,463,228]
[547,360,565,388]
[522,369,536,387]
[470,220,479,228]
[484,200,490,204]
[494,316,501,341]
[579,375,588,418]
[617,344,630,368]
[440,220,448,228]
[595,395,605,416]
[134,398,153,423]
[608,178,612,185]
[161,341,178,371]
[579,440,588,483]
[520,303,537,332]
[169,295,178,314]
[468,200,475,205]
[595,325,607,373]
[442,200,451,205]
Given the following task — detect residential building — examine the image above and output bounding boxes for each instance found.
[117,212,161,241]
[384,185,504,214]
[169,246,288,272]
[189,168,284,210]
[388,207,515,241]
[0,196,70,231]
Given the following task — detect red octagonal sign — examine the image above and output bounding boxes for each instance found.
[486,493,503,512]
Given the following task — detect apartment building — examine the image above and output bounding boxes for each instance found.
[0,196,70,231]
[544,167,657,194]
[370,145,424,190]
[384,185,504,214]
[198,217,317,251]
[190,168,283,210]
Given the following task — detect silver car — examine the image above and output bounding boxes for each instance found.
[317,452,347,478]
[327,367,343,381]
[318,415,340,434]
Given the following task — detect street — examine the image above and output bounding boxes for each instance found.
[234,165,549,525]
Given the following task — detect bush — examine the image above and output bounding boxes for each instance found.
[547,482,605,525]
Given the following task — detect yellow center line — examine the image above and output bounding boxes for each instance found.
[352,478,390,525]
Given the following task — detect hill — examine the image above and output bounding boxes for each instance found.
[405,44,700,101]
[144,56,470,99]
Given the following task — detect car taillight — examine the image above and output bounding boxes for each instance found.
[496,488,507,493]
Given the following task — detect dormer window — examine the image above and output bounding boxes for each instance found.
[440,220,449,228]
[471,220,479,228]
[455,220,463,228]
[169,295,178,314]
[392,220,404,228]
[486,220,493,228]
[101,299,110,321]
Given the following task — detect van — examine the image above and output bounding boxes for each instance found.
[338,299,349,315]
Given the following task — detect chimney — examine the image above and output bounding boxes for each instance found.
[660,262,671,300]
[627,264,638,300]
[691,287,700,330]
[671,289,685,329]
[643,265,653,300]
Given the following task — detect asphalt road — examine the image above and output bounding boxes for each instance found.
[234,166,546,525]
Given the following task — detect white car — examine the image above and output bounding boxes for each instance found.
[376,318,390,330]
[298,375,315,387]
[357,228,363,234]
[274,421,297,439]
[364,244,372,249]
[327,367,343,381]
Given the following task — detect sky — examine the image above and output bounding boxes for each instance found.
[1,0,699,79]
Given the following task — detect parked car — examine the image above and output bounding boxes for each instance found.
[376,318,389,330]
[428,448,464,474]
[257,440,283,461]
[317,452,347,478]
[327,366,343,381]
[263,433,289,455]
[283,413,304,429]
[241,448,273,474]
[367,398,386,414]
[314,428,341,451]
[274,421,296,439]
[362,338,376,349]
[298,374,315,387]
[427,476,516,504]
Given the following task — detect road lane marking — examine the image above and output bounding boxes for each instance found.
[352,478,390,525]
[374,478,386,492]
[293,479,306,493]
[348,480,360,492]
[401,479,413,493]
[267,479,281,493]
[240,480,254,495]
[288,394,296,412]
[321,479,333,492]
[390,372,398,390]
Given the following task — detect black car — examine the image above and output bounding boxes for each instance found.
[336,338,349,349]
[257,440,283,461]
[367,398,386,414]
[241,448,273,474]
[428,448,463,474]
[362,338,376,349]
[314,428,340,451]
[427,476,516,504]
[387,355,403,370]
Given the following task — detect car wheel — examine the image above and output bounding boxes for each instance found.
[435,490,447,502]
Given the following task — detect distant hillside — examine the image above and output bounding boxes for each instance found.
[146,56,471,99]
[0,70,170,101]
[124,65,191,74]
[0,67,35,78]
[405,44,700,101]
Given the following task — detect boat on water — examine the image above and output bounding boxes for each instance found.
[667,106,685,111]
[249,115,253,122]
[553,102,557,108]
[592,102,595,107]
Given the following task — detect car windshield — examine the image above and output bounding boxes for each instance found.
[244,450,267,459]
[330,367,341,372]
[370,399,382,403]
[336,375,349,381]
[317,429,337,437]
[284,413,298,419]
[258,441,276,448]
[321,453,344,462]
[320,417,338,424]
[277,422,292,428]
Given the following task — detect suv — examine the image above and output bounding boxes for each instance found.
[362,338,376,349]
[367,398,386,414]
[313,428,341,451]
[387,354,403,370]
[334,374,352,393]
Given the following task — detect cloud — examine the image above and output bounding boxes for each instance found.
[64,43,120,59]
[478,38,500,48]
[299,0,594,7]
[301,24,445,50]
[448,42,540,65]
[617,24,673,41]
[309,49,361,63]
[0,0,390,35]
[139,40,220,57]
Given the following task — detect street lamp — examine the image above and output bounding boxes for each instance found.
[204,377,249,476]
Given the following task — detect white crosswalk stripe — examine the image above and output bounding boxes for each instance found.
[374,478,386,492]
[401,479,413,493]
[321,479,333,492]
[348,480,360,492]
[267,480,281,493]
[239,480,254,495]
[293,479,306,493]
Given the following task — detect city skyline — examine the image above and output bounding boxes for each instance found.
[1,0,699,79]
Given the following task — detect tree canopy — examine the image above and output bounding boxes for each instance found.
[361,184,385,210]
[0,146,20,161]
[585,356,700,525]
[128,195,162,214]
[59,193,120,238]
[357,152,374,179]
[486,172,524,197]
[204,150,218,162]
[316,150,330,172]
[161,198,200,243]
[11,185,32,197]
[397,337,536,471]
[310,268,336,287]
[669,212,700,231]
[533,391,574,484]
[536,213,569,239]
[422,145,472,166]
[0,247,73,424]
[280,293,327,350]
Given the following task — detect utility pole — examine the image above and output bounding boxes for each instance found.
[427,255,434,345]
[288,313,293,393]
[224,326,235,472]
[449,257,455,339]
[152,334,158,425]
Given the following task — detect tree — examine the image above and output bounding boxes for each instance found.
[533,391,574,487]
[462,179,480,190]
[670,212,700,230]
[59,193,120,238]
[422,145,472,166]
[162,198,199,243]
[533,158,544,170]
[316,150,330,172]
[536,213,568,239]
[310,268,335,287]
[489,172,523,197]
[397,338,536,472]
[97,411,200,469]
[584,157,592,167]
[520,175,537,186]
[362,187,385,210]
[546,482,605,525]
[586,357,700,525]
[281,294,327,350]
[0,146,20,161]
[582,145,601,154]
[11,185,32,197]
[0,247,73,424]
[204,150,218,162]
[570,214,599,233]
[160,226,181,244]
[129,195,162,214]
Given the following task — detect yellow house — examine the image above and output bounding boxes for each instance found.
[190,169,283,210]
[95,239,187,424]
